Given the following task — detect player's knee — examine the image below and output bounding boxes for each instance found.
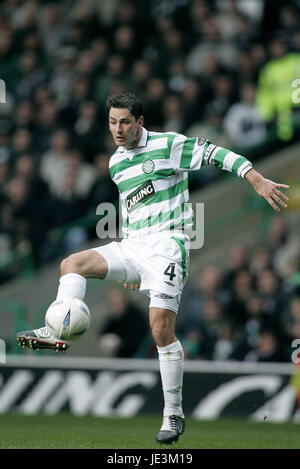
[60,253,86,276]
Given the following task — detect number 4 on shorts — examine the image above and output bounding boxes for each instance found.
[164,263,176,281]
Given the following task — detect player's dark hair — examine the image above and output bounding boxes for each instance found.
[105,92,143,120]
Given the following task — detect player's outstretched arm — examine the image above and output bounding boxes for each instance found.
[245,168,290,212]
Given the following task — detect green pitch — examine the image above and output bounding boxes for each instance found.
[0,414,298,449]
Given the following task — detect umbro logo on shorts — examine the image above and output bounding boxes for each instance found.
[154,293,174,299]
[164,281,175,287]
[126,179,155,212]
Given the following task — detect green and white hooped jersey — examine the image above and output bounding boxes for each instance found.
[109,128,253,238]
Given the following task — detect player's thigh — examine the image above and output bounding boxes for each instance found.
[60,249,108,279]
[93,242,140,284]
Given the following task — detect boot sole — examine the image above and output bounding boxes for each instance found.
[16,335,69,352]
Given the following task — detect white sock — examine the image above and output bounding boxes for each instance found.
[157,340,184,418]
[56,273,86,300]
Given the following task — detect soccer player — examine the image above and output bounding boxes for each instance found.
[17,92,289,444]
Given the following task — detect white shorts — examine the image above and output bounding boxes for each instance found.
[92,231,190,314]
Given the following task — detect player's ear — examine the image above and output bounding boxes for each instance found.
[138,115,144,127]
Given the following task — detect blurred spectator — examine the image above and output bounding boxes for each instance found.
[38,2,66,57]
[284,295,300,353]
[0,25,18,87]
[70,1,102,47]
[40,128,70,196]
[199,52,224,86]
[88,153,119,210]
[0,151,11,192]
[4,176,32,246]
[185,14,239,76]
[143,77,166,129]
[199,298,225,359]
[113,25,138,64]
[50,47,76,107]
[14,50,48,101]
[73,101,103,162]
[217,0,245,41]
[244,330,286,362]
[284,258,300,296]
[34,98,60,153]
[162,94,184,133]
[14,153,48,199]
[61,74,93,128]
[183,297,226,360]
[129,59,152,102]
[236,50,258,86]
[186,103,231,150]
[180,80,203,131]
[249,244,273,277]
[98,288,148,358]
[64,148,97,199]
[212,321,235,361]
[75,49,97,78]
[13,99,35,132]
[256,268,287,331]
[277,5,300,41]
[210,73,237,119]
[178,264,228,337]
[223,82,266,148]
[244,294,264,346]
[13,154,53,263]
[157,27,186,73]
[222,243,250,290]
[225,268,254,327]
[94,54,127,107]
[188,0,211,39]
[267,215,300,279]
[11,128,34,159]
[50,166,87,228]
[250,43,267,75]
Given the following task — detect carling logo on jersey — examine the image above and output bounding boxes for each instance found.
[126,180,155,212]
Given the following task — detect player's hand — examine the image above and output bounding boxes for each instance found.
[254,178,289,212]
[245,170,290,212]
[123,283,140,291]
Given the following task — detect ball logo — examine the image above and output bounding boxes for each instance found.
[63,309,71,327]
[142,159,155,174]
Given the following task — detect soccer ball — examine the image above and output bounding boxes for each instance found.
[45,297,90,341]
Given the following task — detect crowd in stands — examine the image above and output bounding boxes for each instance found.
[1,0,300,282]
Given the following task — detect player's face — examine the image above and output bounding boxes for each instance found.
[109,107,144,150]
